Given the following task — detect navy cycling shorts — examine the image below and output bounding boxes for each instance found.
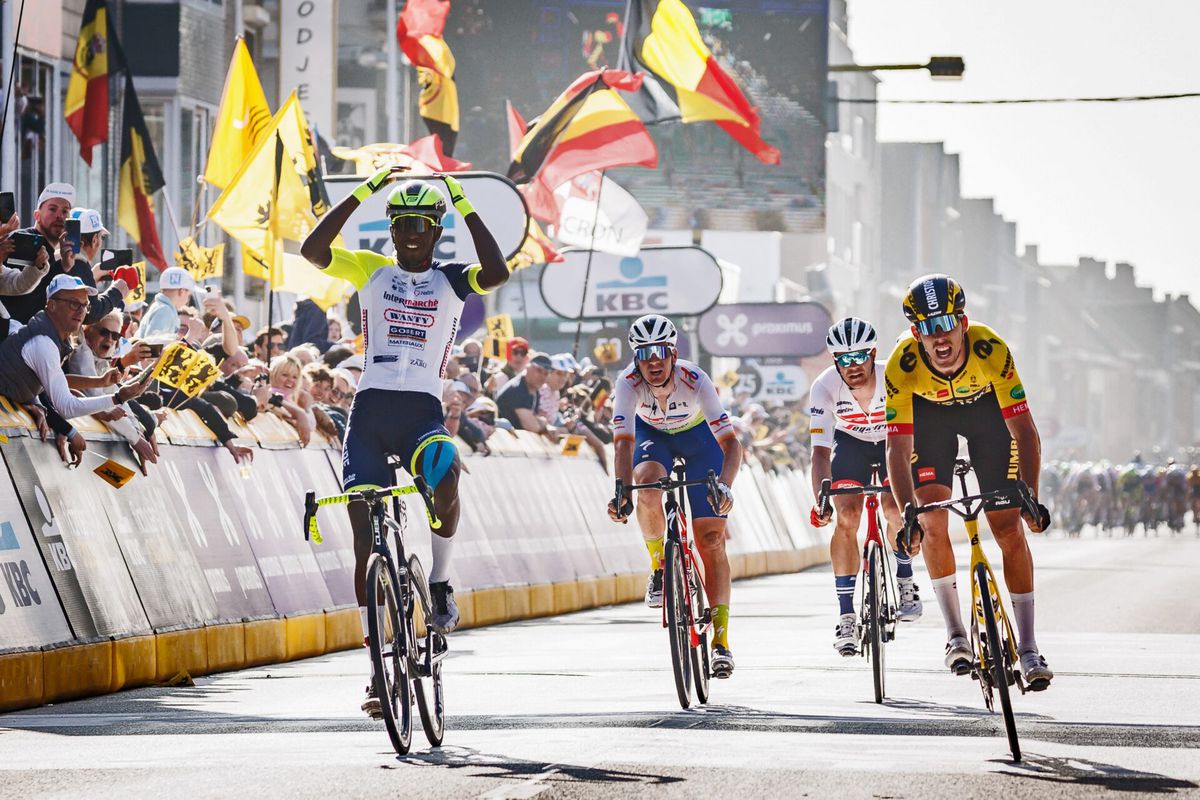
[634,417,726,519]
[342,389,454,490]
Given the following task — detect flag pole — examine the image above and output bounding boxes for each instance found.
[571,167,608,360]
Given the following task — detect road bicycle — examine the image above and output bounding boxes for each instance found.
[614,464,720,709]
[902,458,1045,762]
[817,463,898,704]
[303,474,446,755]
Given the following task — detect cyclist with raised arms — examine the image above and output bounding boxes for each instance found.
[810,317,922,657]
[607,314,742,677]
[302,167,509,716]
[883,274,1053,689]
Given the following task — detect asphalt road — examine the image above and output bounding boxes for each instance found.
[3,529,1198,799]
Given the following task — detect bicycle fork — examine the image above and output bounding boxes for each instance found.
[967,519,1023,695]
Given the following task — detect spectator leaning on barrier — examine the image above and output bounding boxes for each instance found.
[0,276,149,466]
[68,311,159,472]
[267,354,315,446]
[4,182,133,325]
[496,352,561,442]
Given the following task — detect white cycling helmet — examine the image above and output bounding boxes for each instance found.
[826,317,877,354]
[628,314,678,349]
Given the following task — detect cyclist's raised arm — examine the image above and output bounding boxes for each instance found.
[302,167,395,267]
[439,174,508,292]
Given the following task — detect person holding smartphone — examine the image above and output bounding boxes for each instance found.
[3,182,139,325]
[0,207,48,335]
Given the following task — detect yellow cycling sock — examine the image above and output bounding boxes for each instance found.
[644,536,664,570]
[712,604,730,649]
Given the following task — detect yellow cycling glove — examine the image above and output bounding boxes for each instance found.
[441,173,475,217]
[352,167,392,203]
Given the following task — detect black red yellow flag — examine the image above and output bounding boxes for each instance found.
[65,0,110,166]
[117,72,167,270]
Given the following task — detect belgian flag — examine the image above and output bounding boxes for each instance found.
[625,0,780,165]
[117,72,167,269]
[64,0,110,166]
[507,70,656,188]
[396,0,460,154]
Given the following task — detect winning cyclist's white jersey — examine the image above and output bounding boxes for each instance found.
[807,362,887,448]
[325,247,487,399]
[612,359,734,440]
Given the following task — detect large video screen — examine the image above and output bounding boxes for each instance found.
[444,0,829,229]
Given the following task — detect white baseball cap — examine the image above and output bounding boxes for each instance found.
[70,207,109,235]
[37,182,76,208]
[46,274,98,300]
[160,266,195,290]
[550,353,578,373]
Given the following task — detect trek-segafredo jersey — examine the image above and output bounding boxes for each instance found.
[807,362,888,447]
[325,247,487,399]
[612,359,734,440]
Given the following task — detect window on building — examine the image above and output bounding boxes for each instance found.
[15,55,55,222]
[179,104,212,238]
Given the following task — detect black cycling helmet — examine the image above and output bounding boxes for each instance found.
[902,273,966,323]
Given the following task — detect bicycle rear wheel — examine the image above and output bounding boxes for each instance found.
[408,555,446,747]
[664,537,693,709]
[366,553,413,755]
[867,544,886,704]
[688,562,710,705]
[975,562,1020,762]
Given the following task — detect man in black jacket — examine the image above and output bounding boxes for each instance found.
[3,182,132,324]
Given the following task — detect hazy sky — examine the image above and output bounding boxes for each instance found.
[847,0,1200,301]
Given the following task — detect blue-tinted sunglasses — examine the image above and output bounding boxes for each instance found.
[634,344,674,362]
[915,313,962,336]
[834,349,872,368]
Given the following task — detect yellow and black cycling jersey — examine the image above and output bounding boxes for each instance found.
[884,321,1029,437]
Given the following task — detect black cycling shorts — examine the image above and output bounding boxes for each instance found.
[911,393,1020,511]
[831,429,888,488]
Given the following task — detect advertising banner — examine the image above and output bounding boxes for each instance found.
[735,361,811,403]
[540,246,722,320]
[3,439,150,641]
[554,173,648,257]
[141,444,275,624]
[219,449,336,615]
[279,0,336,134]
[0,453,73,650]
[326,173,529,264]
[698,302,832,358]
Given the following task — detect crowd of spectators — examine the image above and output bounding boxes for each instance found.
[0,179,814,485]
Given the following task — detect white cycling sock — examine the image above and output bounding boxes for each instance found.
[429,533,454,583]
[1011,591,1036,655]
[932,574,967,640]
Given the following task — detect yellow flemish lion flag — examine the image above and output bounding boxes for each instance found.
[175,237,225,282]
[207,93,347,308]
[152,342,221,398]
[205,38,272,190]
[125,261,147,305]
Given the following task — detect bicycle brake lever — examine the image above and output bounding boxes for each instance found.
[303,491,319,543]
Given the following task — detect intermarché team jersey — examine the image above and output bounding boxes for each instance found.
[325,247,487,399]
[612,359,734,441]
[807,362,887,448]
[883,321,1029,436]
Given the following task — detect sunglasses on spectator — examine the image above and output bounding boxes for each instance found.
[390,214,438,234]
[634,344,673,362]
[96,328,122,342]
[331,388,351,400]
[834,349,872,368]
[510,348,529,357]
[915,313,962,336]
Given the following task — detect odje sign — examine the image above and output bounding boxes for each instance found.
[540,246,722,320]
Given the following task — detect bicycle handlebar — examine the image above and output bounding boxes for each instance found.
[303,478,441,544]
[612,470,721,522]
[817,478,889,518]
[900,480,1044,552]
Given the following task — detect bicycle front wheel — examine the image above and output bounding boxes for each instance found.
[975,562,1020,762]
[366,553,413,755]
[867,544,886,704]
[688,562,710,705]
[664,537,693,709]
[408,554,446,747]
